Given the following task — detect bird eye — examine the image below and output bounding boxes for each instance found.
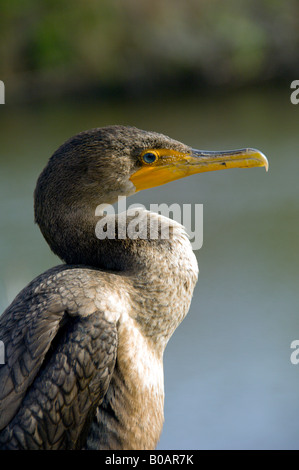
[142,152,158,164]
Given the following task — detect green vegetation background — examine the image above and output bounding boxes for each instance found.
[1,0,298,102]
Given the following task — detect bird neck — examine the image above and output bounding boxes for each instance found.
[38,201,198,349]
[40,199,190,273]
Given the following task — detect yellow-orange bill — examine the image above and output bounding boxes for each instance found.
[130,147,269,192]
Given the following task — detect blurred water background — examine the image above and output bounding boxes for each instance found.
[0,0,299,450]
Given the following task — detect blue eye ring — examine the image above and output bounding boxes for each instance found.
[142,152,158,164]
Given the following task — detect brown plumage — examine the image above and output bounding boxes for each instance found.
[0,126,268,449]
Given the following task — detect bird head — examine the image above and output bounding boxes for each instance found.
[36,125,268,205]
[34,125,268,266]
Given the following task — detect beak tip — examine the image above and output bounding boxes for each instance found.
[190,146,269,172]
[252,149,269,172]
[265,159,269,172]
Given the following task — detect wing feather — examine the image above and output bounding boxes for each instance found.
[0,266,118,449]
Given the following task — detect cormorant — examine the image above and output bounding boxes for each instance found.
[0,126,268,449]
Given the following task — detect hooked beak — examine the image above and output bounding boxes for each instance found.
[188,147,269,173]
[130,147,268,192]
